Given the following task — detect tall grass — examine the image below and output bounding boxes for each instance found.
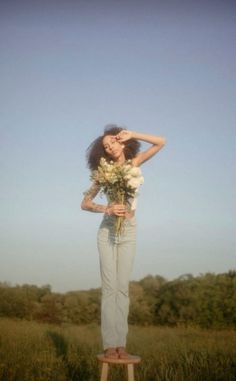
[0,318,236,381]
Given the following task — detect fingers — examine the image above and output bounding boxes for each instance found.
[111,204,126,216]
[115,130,130,142]
[114,208,126,216]
[115,212,126,216]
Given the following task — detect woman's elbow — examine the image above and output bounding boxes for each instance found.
[81,200,88,211]
[161,137,167,146]
[155,137,166,150]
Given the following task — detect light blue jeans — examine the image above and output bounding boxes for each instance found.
[97,215,136,350]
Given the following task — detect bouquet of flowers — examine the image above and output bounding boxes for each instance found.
[91,157,144,235]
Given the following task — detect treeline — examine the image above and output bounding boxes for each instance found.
[0,271,236,328]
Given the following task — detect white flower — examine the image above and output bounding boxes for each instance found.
[124,174,132,180]
[139,176,144,185]
[100,157,107,166]
[123,163,132,169]
[127,177,143,189]
[128,166,142,177]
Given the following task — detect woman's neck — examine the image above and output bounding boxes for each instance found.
[114,152,126,164]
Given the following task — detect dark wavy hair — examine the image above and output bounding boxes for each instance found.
[86,124,141,171]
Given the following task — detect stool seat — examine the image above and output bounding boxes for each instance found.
[97,353,141,381]
[97,353,141,364]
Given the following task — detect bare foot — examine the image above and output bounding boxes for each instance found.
[116,347,130,359]
[104,347,119,359]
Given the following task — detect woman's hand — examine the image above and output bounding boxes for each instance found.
[106,204,126,217]
[116,130,133,142]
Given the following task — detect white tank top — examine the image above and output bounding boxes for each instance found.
[128,195,138,210]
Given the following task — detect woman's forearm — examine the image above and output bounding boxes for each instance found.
[131,131,166,146]
[81,198,108,214]
[128,130,166,166]
[81,182,108,214]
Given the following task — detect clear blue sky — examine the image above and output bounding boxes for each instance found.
[1,0,235,292]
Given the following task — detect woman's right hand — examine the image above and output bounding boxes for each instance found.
[116,129,133,142]
[106,204,126,217]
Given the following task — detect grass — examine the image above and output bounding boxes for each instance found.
[0,318,236,381]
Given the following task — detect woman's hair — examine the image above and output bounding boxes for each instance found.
[86,124,141,171]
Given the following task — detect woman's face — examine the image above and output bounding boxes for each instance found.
[102,135,125,161]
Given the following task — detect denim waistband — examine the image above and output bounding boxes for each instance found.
[98,215,136,243]
[102,215,136,225]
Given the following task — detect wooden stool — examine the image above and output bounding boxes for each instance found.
[97,354,141,381]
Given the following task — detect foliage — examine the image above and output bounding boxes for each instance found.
[0,270,236,328]
[154,271,236,328]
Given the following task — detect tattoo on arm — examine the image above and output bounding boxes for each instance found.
[82,183,107,214]
[87,202,107,213]
[83,182,99,199]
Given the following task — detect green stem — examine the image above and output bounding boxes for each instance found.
[114,193,125,235]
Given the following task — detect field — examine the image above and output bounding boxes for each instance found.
[0,318,236,381]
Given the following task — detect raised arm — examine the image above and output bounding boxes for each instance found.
[116,130,166,166]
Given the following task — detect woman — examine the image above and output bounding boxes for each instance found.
[81,124,166,359]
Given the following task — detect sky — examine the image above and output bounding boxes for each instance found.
[1,0,235,292]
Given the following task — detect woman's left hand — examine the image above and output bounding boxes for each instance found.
[116,130,132,142]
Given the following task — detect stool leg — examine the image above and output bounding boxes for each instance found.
[127,364,135,381]
[100,363,109,381]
